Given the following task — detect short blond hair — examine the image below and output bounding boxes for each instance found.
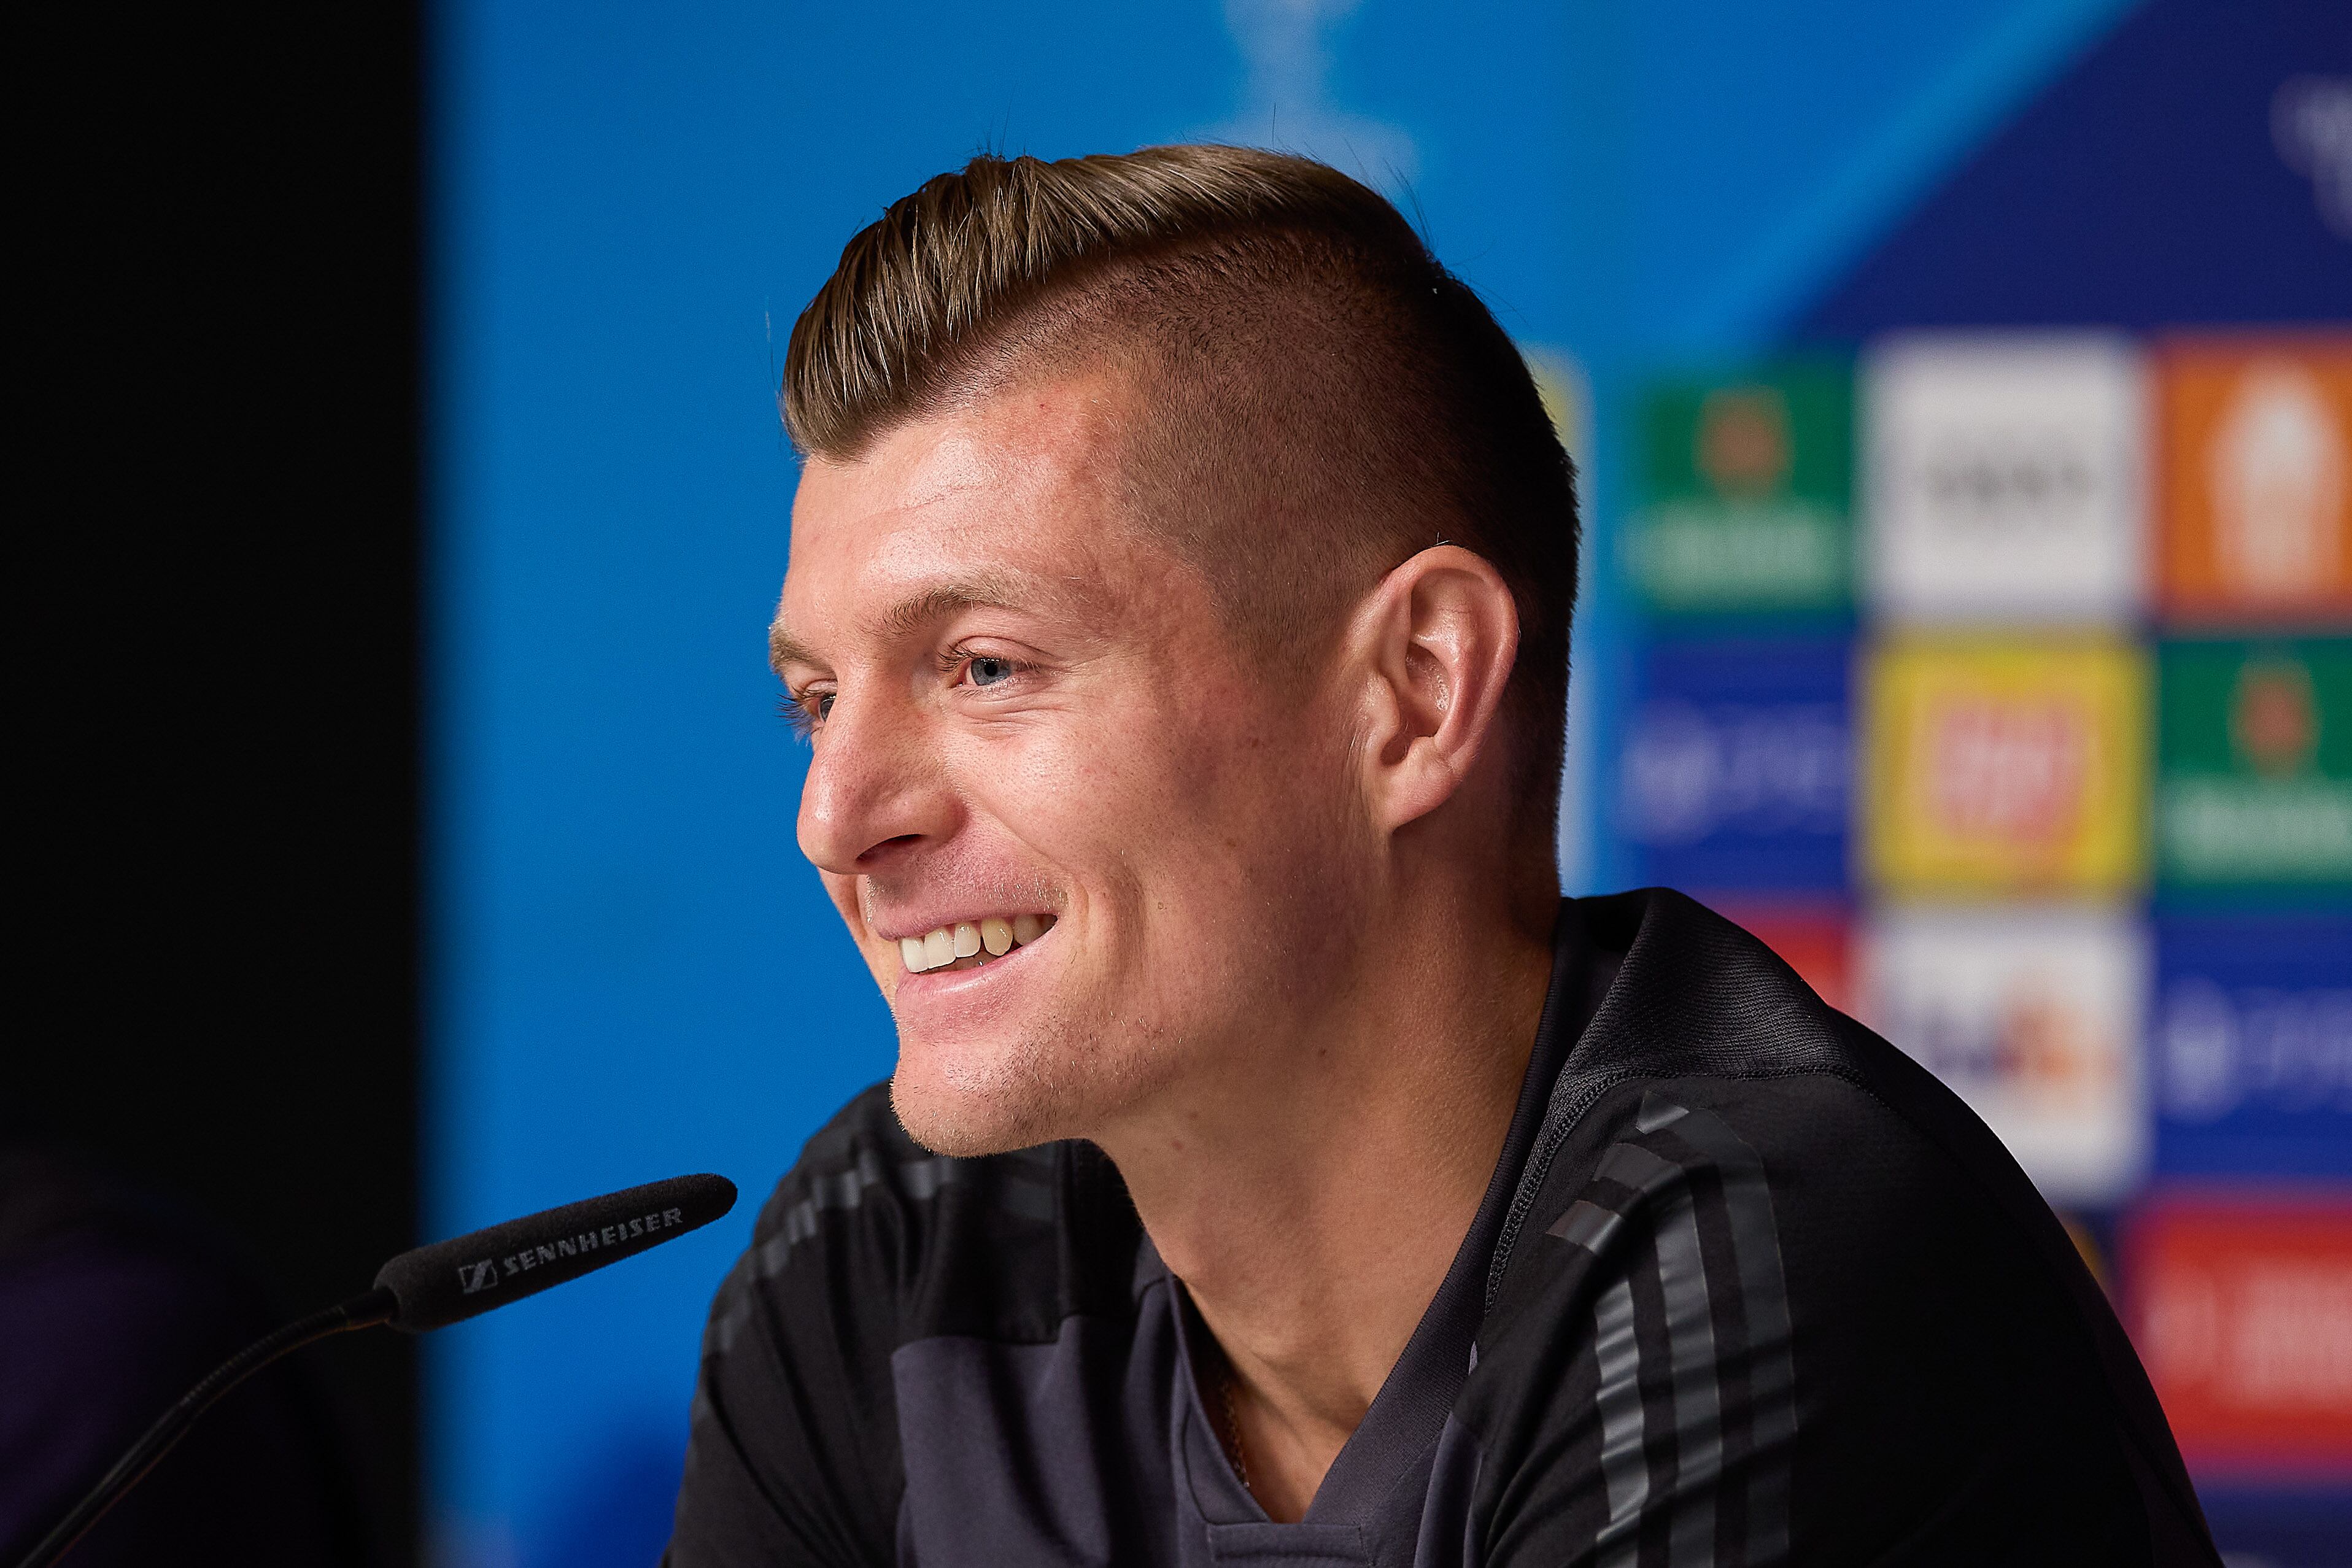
[784,145,1579,819]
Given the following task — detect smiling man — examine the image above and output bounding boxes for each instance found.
[667,148,2217,1568]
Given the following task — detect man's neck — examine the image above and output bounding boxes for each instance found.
[1092,881,1559,1523]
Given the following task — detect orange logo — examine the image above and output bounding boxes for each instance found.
[2159,336,2352,620]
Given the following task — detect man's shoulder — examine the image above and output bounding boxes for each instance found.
[1548,887,2056,1210]
[1489,890,2151,1439]
[1464,890,2210,1562]
[1507,889,2105,1307]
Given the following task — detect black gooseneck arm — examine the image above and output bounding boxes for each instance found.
[15,1288,398,1568]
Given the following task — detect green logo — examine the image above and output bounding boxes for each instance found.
[1624,365,1852,614]
[2157,639,2352,888]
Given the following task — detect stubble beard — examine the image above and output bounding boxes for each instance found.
[889,1003,1164,1158]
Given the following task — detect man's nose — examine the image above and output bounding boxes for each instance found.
[797,688,949,875]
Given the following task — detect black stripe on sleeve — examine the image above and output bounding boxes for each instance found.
[1641,1097,1795,1568]
[1590,1273,1650,1566]
[1539,1094,1797,1568]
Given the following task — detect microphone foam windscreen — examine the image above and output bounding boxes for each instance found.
[375,1173,737,1332]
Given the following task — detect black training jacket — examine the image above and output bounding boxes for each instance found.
[667,889,2220,1568]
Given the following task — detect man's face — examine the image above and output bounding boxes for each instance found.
[775,374,1367,1155]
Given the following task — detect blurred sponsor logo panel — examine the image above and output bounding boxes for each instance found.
[2157,336,2352,625]
[1864,333,2146,625]
[2127,1194,2352,1481]
[1617,340,2347,1232]
[1616,638,1850,892]
[1862,636,2148,896]
[1859,905,2148,1207]
[1623,365,1852,615]
[2154,917,2352,1179]
[2158,637,2352,890]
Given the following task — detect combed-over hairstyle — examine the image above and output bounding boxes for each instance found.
[784,145,1580,823]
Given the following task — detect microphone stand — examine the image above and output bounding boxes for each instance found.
[17,1287,399,1568]
[16,1172,730,1566]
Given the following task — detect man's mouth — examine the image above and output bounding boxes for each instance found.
[896,913,1058,975]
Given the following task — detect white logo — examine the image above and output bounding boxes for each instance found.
[1620,701,1846,845]
[2273,75,2352,239]
[2210,360,2345,599]
[1863,333,2145,624]
[2157,978,2240,1121]
[457,1259,500,1295]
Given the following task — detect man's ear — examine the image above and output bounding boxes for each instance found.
[1348,544,1522,833]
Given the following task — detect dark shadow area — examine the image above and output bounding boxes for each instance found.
[1,1145,382,1565]
[23,6,423,1562]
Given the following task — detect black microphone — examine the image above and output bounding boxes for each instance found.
[18,1173,737,1568]
[375,1172,737,1330]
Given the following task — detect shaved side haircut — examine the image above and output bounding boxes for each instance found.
[783,144,1580,826]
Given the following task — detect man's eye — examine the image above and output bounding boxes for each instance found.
[968,656,1016,688]
[779,689,834,738]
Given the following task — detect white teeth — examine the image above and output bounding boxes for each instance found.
[897,913,1057,973]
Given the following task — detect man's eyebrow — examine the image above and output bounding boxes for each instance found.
[768,624,826,676]
[768,571,1094,677]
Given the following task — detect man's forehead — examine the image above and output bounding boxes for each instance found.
[772,373,1149,670]
[803,368,1130,509]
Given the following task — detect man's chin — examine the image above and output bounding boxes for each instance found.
[888,1069,1064,1157]
[886,1024,1081,1156]
[884,1012,1154,1157]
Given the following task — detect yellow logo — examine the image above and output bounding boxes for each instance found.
[1864,638,2148,894]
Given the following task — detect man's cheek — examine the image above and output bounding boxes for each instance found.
[821,870,887,978]
[1040,730,1201,827]
[819,870,861,925]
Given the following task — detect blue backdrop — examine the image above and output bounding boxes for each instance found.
[427,2,2292,1561]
